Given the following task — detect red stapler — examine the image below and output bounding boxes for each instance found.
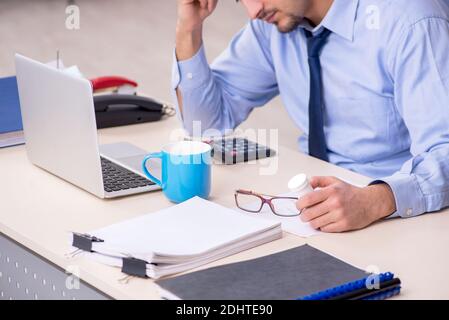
[90,76,138,95]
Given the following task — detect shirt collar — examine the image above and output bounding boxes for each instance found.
[298,0,359,42]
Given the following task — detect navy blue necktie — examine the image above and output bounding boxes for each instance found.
[305,28,331,162]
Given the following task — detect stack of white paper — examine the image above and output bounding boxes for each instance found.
[71,197,282,279]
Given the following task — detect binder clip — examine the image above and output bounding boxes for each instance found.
[118,257,148,284]
[66,232,104,258]
[121,257,148,279]
[66,232,105,259]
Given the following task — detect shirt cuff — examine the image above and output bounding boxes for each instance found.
[370,174,426,219]
[171,45,211,91]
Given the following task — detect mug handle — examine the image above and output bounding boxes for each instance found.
[142,152,163,187]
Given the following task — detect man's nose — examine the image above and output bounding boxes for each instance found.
[242,0,264,19]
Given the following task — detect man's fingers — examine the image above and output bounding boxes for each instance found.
[208,0,218,12]
[198,0,208,9]
[296,187,331,210]
[310,176,340,189]
[300,200,332,222]
[308,210,340,229]
[319,221,347,233]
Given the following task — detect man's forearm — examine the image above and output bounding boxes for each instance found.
[175,0,217,60]
[175,27,203,61]
[175,27,203,115]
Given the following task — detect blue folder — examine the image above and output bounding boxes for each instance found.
[0,76,23,134]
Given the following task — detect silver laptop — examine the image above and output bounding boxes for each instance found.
[15,54,161,198]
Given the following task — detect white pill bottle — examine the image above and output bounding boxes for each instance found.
[288,173,314,199]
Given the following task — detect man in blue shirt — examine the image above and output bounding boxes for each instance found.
[173,0,449,232]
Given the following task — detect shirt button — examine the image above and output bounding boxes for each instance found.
[405,208,413,217]
[187,72,193,80]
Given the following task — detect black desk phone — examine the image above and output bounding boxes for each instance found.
[93,94,175,129]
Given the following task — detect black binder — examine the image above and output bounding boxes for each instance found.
[156,245,401,300]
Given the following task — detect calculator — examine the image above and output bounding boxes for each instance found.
[210,137,276,165]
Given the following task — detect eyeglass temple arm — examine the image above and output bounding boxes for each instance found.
[236,189,295,199]
[235,189,273,197]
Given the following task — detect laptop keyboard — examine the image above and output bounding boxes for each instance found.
[101,157,155,193]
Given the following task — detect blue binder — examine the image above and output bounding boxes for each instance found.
[298,272,401,300]
[0,76,23,134]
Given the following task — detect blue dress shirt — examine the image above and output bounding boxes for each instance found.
[172,0,449,219]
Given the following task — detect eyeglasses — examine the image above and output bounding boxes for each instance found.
[234,189,301,217]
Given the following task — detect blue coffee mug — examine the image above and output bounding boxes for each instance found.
[142,141,212,203]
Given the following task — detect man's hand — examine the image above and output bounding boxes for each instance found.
[177,0,218,33]
[297,177,396,233]
[176,0,219,61]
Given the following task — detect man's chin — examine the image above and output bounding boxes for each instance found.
[274,18,302,33]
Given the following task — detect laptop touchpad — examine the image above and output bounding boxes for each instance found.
[99,142,161,177]
[119,154,161,176]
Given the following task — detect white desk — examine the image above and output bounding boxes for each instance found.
[1,116,449,299]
